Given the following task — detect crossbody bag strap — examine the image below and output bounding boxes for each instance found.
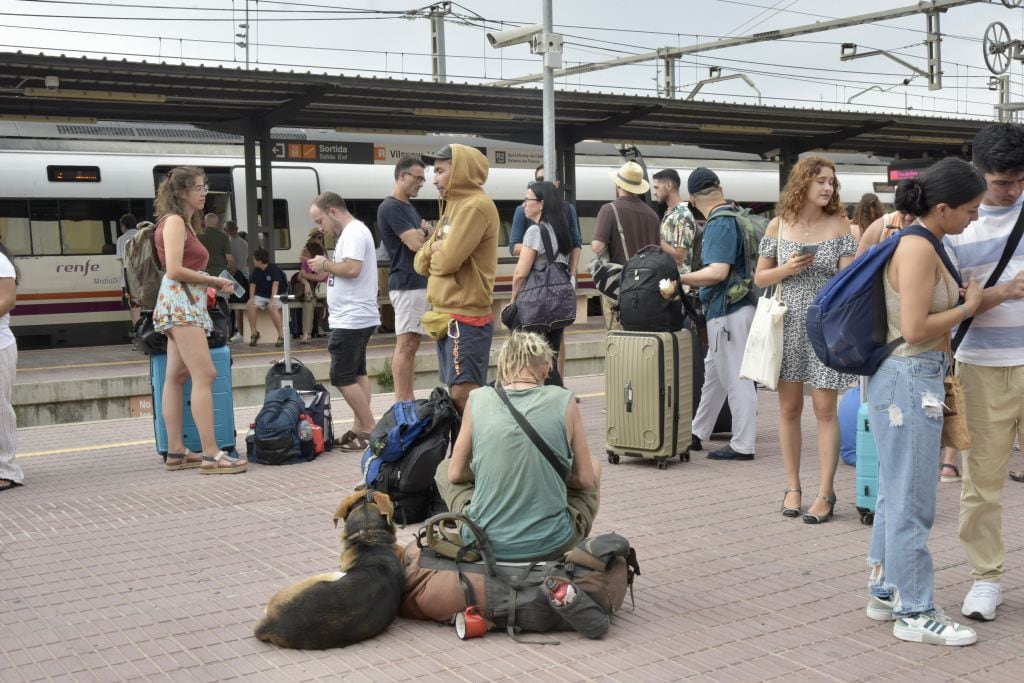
[951,204,1024,351]
[609,203,630,261]
[494,385,571,481]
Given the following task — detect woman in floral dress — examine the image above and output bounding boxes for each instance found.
[754,156,857,523]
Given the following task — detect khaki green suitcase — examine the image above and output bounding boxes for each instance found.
[605,330,693,469]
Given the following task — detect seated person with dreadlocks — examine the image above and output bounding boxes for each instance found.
[434,330,600,561]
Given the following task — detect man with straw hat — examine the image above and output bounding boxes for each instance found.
[590,160,661,329]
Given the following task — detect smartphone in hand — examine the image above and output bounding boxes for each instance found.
[797,243,820,256]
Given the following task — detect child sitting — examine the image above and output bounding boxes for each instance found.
[247,247,288,347]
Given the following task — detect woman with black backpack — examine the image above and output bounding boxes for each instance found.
[506,181,574,387]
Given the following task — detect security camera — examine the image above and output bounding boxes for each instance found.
[486,24,543,49]
[44,75,59,91]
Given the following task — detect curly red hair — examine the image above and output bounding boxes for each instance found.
[776,156,842,221]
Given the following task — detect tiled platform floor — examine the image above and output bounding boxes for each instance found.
[3,374,1023,682]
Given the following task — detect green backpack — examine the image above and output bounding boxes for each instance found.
[707,205,768,305]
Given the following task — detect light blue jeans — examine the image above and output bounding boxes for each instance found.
[866,350,946,617]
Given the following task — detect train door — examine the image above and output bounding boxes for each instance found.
[231,166,320,266]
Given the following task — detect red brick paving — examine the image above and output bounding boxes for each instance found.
[2,373,1023,682]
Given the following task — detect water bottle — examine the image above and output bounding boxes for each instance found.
[298,415,314,459]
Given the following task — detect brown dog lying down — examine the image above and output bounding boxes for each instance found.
[254,491,405,649]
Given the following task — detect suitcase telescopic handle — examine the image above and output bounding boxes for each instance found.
[276,294,297,373]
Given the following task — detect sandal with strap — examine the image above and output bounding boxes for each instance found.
[940,463,962,483]
[337,430,370,452]
[781,488,802,518]
[165,449,203,471]
[249,332,260,347]
[199,450,248,474]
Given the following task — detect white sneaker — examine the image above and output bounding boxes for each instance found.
[893,612,977,646]
[229,333,243,344]
[961,581,1003,621]
[866,594,897,621]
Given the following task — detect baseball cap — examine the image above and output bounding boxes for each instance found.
[687,167,721,195]
[421,145,453,166]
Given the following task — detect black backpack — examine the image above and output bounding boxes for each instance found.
[253,387,307,465]
[618,246,685,332]
[360,387,458,525]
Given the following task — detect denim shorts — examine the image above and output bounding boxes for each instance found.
[437,319,492,387]
[328,326,376,386]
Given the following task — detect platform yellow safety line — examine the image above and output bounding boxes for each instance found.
[20,389,607,458]
[20,439,152,458]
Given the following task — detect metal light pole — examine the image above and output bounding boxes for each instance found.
[540,0,560,182]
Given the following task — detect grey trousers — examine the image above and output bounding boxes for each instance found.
[0,343,24,485]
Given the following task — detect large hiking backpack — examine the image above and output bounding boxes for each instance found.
[253,386,307,465]
[360,387,458,525]
[618,245,686,332]
[123,218,165,309]
[806,225,962,376]
[700,205,768,306]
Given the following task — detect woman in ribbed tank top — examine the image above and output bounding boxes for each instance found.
[864,158,984,647]
[152,167,245,474]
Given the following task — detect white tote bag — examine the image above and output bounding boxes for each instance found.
[740,235,786,390]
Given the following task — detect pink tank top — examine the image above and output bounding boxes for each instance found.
[155,216,209,272]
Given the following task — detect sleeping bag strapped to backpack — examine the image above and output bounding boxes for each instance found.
[253,386,309,465]
[806,224,962,376]
[617,245,686,332]
[360,387,458,524]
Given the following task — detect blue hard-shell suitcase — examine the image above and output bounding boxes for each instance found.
[150,345,237,457]
[855,398,878,525]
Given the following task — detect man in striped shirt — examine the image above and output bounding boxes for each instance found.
[945,122,1024,624]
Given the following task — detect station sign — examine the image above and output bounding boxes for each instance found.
[489,148,543,169]
[129,395,154,417]
[271,140,375,164]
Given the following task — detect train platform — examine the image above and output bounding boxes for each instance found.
[3,366,1024,681]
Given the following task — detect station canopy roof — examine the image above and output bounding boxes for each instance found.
[0,51,990,160]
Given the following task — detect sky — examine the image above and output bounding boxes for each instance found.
[1,0,1023,120]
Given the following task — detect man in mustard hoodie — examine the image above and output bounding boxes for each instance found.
[414,144,499,414]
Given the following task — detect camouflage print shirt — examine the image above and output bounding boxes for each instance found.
[660,201,696,274]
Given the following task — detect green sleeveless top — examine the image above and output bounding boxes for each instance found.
[462,385,574,560]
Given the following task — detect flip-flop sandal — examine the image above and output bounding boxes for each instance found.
[940,463,961,483]
[1010,471,1024,483]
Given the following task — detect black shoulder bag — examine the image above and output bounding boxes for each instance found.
[951,206,1024,352]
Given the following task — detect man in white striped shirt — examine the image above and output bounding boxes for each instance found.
[945,123,1024,624]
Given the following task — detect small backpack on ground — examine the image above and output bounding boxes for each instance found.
[617,245,686,332]
[360,387,458,525]
[701,205,768,306]
[123,218,165,309]
[253,387,308,465]
[806,225,962,376]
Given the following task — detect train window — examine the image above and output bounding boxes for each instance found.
[59,200,110,255]
[255,199,290,251]
[47,165,101,182]
[29,200,61,255]
[0,200,31,256]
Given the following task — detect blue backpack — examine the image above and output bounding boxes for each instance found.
[806,225,962,376]
[360,387,457,524]
[253,386,307,465]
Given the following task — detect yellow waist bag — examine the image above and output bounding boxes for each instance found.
[421,311,451,341]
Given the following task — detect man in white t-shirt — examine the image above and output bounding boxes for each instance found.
[308,192,381,452]
[945,122,1024,623]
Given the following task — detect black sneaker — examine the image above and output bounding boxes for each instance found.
[689,435,703,452]
[707,445,754,461]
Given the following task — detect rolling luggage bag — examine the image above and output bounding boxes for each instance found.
[151,344,237,457]
[264,295,317,394]
[855,379,878,525]
[605,329,693,469]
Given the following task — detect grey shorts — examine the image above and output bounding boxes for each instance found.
[436,319,492,387]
